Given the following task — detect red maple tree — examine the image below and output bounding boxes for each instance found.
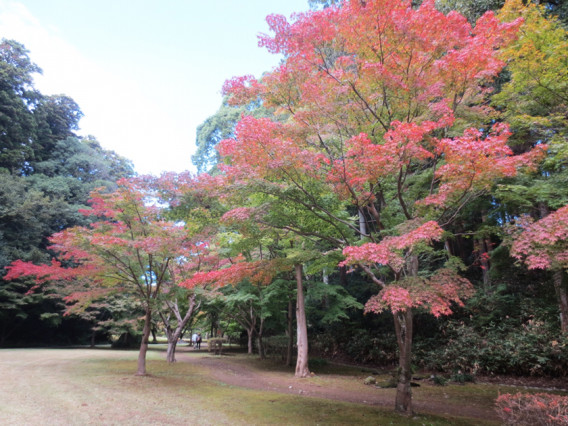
[5,176,223,373]
[510,205,568,333]
[216,0,544,413]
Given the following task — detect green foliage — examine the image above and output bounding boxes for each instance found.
[262,334,290,359]
[0,39,134,347]
[494,1,568,150]
[193,98,273,174]
[306,280,363,325]
[431,375,448,386]
[308,357,329,370]
[0,39,41,174]
[450,371,475,384]
[33,95,83,162]
[310,328,399,365]
[193,101,244,174]
[418,320,568,376]
[308,0,342,10]
[435,0,504,23]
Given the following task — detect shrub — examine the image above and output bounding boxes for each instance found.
[431,375,448,386]
[263,335,291,360]
[343,330,398,365]
[450,371,475,384]
[309,329,398,365]
[496,393,568,425]
[417,320,568,376]
[308,357,328,370]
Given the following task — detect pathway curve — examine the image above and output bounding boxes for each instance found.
[175,348,499,423]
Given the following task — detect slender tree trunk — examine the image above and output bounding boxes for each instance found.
[257,334,265,359]
[246,328,254,354]
[257,317,266,359]
[90,330,96,348]
[339,265,348,287]
[165,296,198,363]
[286,297,294,367]
[295,264,310,378]
[136,306,152,376]
[393,309,414,415]
[358,209,367,238]
[392,255,417,414]
[257,335,265,358]
[553,270,568,334]
[165,329,176,363]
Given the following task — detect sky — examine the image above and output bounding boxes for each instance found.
[0,0,310,175]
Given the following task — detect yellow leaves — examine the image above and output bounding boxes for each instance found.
[496,0,568,117]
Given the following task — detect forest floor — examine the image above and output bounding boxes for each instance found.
[0,345,566,425]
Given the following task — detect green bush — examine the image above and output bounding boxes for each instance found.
[263,335,291,360]
[308,357,329,370]
[341,330,398,365]
[417,320,568,376]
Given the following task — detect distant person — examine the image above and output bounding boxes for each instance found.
[192,333,198,348]
[196,333,202,350]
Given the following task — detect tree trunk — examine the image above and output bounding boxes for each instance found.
[165,295,199,363]
[246,328,254,354]
[295,264,310,378]
[257,334,265,359]
[286,297,294,367]
[393,254,417,414]
[339,265,348,287]
[553,270,568,334]
[90,330,96,348]
[166,330,177,363]
[358,209,367,238]
[257,317,266,359]
[136,306,152,376]
[474,238,491,289]
[393,309,414,415]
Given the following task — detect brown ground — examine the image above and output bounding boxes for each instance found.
[176,346,503,423]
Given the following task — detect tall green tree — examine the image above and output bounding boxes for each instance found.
[0,39,135,346]
[193,98,273,174]
[193,100,244,174]
[0,39,41,174]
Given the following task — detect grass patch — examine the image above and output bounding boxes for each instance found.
[0,347,529,425]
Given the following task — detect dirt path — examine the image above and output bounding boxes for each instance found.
[175,348,499,423]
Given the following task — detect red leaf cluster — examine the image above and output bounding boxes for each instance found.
[341,221,444,273]
[363,269,473,317]
[496,392,568,425]
[510,205,568,270]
